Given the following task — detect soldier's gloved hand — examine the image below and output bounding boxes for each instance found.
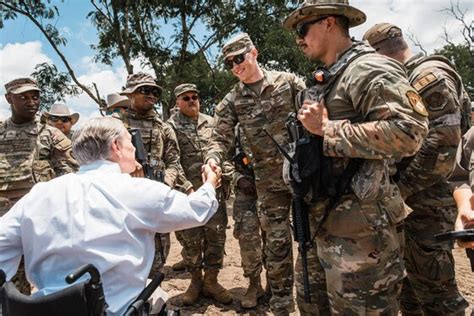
[237,177,257,196]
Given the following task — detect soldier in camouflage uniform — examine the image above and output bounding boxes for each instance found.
[167,83,232,306]
[450,126,474,249]
[205,33,306,315]
[0,78,77,294]
[118,72,183,278]
[363,23,470,316]
[283,1,429,314]
[231,123,266,308]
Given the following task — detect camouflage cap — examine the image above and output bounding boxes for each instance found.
[222,33,254,59]
[4,77,41,94]
[121,72,163,94]
[363,23,403,46]
[283,0,366,31]
[174,83,199,98]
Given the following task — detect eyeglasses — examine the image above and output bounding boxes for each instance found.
[48,116,71,123]
[295,16,330,38]
[136,86,161,98]
[105,107,127,115]
[181,95,199,102]
[224,49,251,69]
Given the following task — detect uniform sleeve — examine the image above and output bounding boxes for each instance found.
[323,57,429,160]
[206,93,238,164]
[161,123,182,188]
[397,73,463,198]
[50,128,78,174]
[449,127,474,190]
[0,197,25,280]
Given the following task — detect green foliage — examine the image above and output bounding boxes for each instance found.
[434,43,474,97]
[31,63,81,111]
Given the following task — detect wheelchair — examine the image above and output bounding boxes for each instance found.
[0,264,178,316]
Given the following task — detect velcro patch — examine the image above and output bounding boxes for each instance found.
[413,73,437,92]
[406,91,428,117]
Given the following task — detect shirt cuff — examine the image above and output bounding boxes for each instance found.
[323,119,346,157]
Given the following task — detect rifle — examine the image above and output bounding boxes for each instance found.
[262,126,313,303]
[232,127,255,178]
[129,128,166,265]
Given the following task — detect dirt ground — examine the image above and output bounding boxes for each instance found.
[162,207,474,315]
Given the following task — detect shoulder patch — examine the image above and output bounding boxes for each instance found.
[413,73,437,92]
[406,90,428,117]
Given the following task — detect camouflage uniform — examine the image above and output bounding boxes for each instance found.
[364,23,470,315]
[117,72,184,278]
[232,125,263,279]
[1,78,77,294]
[450,126,474,191]
[283,4,429,313]
[168,110,228,273]
[206,34,305,313]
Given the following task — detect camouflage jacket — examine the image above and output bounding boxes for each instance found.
[449,126,474,191]
[168,111,220,190]
[396,53,472,205]
[232,123,255,187]
[118,108,182,188]
[309,42,428,204]
[0,117,77,194]
[206,69,306,193]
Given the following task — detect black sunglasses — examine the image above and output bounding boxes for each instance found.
[295,16,330,38]
[136,86,161,98]
[181,95,199,102]
[48,116,71,123]
[224,49,251,69]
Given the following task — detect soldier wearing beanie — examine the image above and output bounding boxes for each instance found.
[0,77,77,294]
[283,0,430,314]
[205,33,306,315]
[364,22,470,316]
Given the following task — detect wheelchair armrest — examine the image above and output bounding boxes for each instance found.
[66,264,101,285]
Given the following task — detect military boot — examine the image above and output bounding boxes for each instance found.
[202,269,233,304]
[241,274,264,308]
[172,259,186,272]
[181,270,203,305]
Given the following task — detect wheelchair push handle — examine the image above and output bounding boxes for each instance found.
[65,263,101,285]
[123,272,165,316]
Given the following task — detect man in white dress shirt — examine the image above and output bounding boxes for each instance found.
[0,117,221,315]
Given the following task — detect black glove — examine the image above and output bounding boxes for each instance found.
[237,176,257,196]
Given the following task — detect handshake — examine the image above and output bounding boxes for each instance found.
[201,159,222,189]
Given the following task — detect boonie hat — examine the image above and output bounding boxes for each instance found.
[121,72,163,95]
[222,33,254,59]
[174,83,199,98]
[283,0,366,31]
[363,23,403,46]
[4,77,41,94]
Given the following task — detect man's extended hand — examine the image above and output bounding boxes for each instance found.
[202,164,221,189]
[297,99,328,136]
[130,161,144,178]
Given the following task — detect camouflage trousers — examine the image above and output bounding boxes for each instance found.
[1,197,31,295]
[175,200,227,272]
[400,201,468,316]
[311,189,405,316]
[148,233,171,279]
[257,191,294,315]
[232,188,263,278]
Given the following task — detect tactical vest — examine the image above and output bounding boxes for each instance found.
[0,119,55,193]
[121,111,166,173]
[408,54,471,134]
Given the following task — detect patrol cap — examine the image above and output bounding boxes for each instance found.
[363,23,403,46]
[4,77,41,94]
[121,72,163,95]
[106,93,131,110]
[44,103,80,125]
[283,0,366,31]
[222,33,254,59]
[174,83,199,98]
